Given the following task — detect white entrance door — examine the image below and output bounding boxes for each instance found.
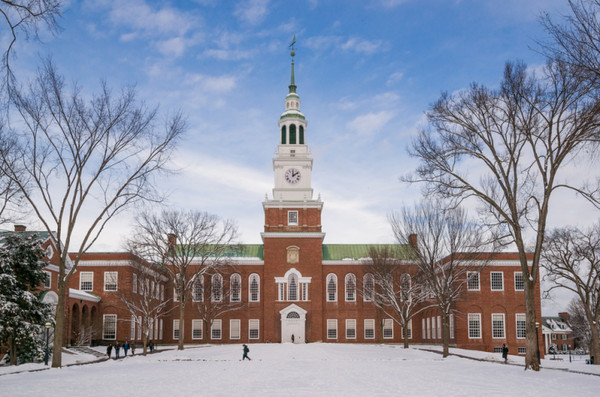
[280,304,307,343]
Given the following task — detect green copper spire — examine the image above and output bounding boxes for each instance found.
[289,35,297,94]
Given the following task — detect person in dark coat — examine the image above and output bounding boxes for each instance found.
[106,343,113,359]
[114,341,121,359]
[130,342,136,356]
[242,344,251,360]
[502,344,509,364]
[291,334,295,343]
[123,340,130,357]
[149,340,154,353]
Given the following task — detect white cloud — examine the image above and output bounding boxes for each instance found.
[386,71,404,86]
[157,37,187,58]
[234,0,270,25]
[341,37,383,54]
[203,49,252,61]
[187,74,237,93]
[306,35,384,55]
[347,111,395,137]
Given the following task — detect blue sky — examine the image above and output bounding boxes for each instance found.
[13,1,596,257]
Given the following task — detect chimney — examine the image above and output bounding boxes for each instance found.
[14,224,26,232]
[558,312,570,321]
[408,234,418,249]
[167,233,177,250]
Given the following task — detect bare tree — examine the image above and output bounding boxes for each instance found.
[0,0,61,93]
[113,257,173,356]
[362,245,432,348]
[568,298,596,351]
[405,59,600,369]
[389,202,493,357]
[542,224,600,364]
[541,0,600,84]
[0,60,185,367]
[193,268,246,342]
[129,210,239,350]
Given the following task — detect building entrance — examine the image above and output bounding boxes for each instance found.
[280,304,306,343]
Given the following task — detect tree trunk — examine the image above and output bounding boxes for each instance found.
[178,300,186,350]
[589,318,600,365]
[441,312,450,358]
[8,337,17,365]
[524,279,540,371]
[51,278,67,368]
[403,318,409,348]
[142,325,147,356]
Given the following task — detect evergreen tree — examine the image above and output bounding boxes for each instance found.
[0,233,52,365]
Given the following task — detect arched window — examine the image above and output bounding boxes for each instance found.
[363,273,374,302]
[249,274,260,302]
[287,311,300,319]
[281,125,287,144]
[230,273,241,302]
[345,273,356,302]
[289,124,297,144]
[192,276,203,302]
[288,273,298,301]
[299,125,304,144]
[326,273,337,302]
[211,273,223,302]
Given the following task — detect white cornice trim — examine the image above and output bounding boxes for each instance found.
[263,200,323,209]
[76,260,133,267]
[261,232,326,241]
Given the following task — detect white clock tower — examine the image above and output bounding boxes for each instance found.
[271,46,315,202]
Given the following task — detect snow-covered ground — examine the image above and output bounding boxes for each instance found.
[1,344,598,396]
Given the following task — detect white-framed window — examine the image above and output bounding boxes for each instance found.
[492,313,505,338]
[104,271,118,291]
[326,273,337,302]
[437,316,442,339]
[278,283,285,301]
[364,319,375,339]
[514,272,524,291]
[518,347,526,354]
[516,313,526,339]
[383,318,394,339]
[137,316,142,340]
[160,284,164,301]
[249,274,260,302]
[490,271,504,291]
[130,315,136,340]
[212,273,223,302]
[345,273,356,302]
[193,276,203,302]
[327,319,338,339]
[230,274,241,302]
[103,314,117,340]
[45,245,53,259]
[43,270,51,288]
[159,319,163,340]
[288,273,298,301]
[468,313,482,339]
[402,319,412,339]
[450,314,455,339]
[493,347,503,353]
[211,319,222,340]
[431,316,436,339]
[288,210,298,226]
[422,318,426,339]
[346,319,357,339]
[80,271,93,291]
[363,273,374,302]
[467,271,480,291]
[132,274,137,294]
[173,319,180,340]
[249,319,259,340]
[192,319,203,340]
[230,319,241,340]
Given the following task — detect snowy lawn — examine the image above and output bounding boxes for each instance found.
[1,343,598,396]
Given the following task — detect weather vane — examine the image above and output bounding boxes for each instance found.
[289,34,296,57]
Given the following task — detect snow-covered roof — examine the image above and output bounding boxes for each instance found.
[69,288,101,302]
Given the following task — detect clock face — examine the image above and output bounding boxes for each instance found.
[285,168,301,184]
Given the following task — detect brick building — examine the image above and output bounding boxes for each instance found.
[4,51,544,359]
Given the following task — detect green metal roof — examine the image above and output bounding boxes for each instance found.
[0,230,53,243]
[321,244,410,260]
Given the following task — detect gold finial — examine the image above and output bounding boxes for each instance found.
[289,34,296,57]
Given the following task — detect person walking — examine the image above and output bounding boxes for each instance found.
[242,344,251,361]
[123,340,130,357]
[106,343,113,359]
[131,342,136,356]
[115,341,121,359]
[502,344,509,364]
[291,334,295,343]
[149,340,154,353]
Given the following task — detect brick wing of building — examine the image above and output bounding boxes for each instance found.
[7,49,544,359]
